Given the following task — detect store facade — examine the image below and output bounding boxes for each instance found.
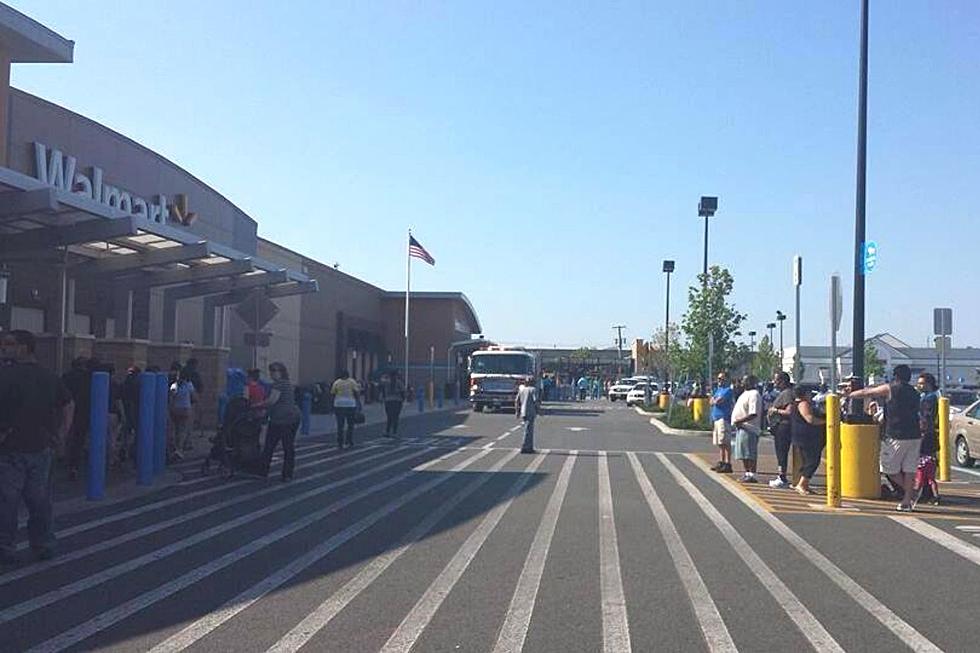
[0,5,482,419]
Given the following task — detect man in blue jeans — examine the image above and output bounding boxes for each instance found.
[0,330,74,564]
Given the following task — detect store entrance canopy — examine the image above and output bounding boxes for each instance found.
[0,166,316,297]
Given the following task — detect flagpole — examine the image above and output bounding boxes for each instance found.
[404,229,411,389]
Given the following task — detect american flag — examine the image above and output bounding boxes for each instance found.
[408,235,435,266]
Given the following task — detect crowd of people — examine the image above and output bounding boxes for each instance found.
[707,365,942,511]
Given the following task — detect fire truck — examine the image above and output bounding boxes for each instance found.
[468,346,538,412]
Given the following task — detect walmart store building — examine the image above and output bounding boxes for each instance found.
[0,5,482,422]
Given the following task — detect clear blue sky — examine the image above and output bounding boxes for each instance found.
[10,1,980,350]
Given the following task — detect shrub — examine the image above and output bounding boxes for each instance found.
[643,402,666,413]
[665,404,711,431]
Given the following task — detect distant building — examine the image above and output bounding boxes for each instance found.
[781,333,980,387]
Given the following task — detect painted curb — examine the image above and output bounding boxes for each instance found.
[633,406,710,437]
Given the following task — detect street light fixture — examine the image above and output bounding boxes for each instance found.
[748,330,757,350]
[697,196,718,286]
[662,259,675,387]
[776,311,787,371]
[766,322,776,349]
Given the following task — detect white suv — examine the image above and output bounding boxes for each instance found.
[626,383,659,406]
[608,378,641,402]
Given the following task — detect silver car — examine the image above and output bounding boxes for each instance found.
[951,399,980,467]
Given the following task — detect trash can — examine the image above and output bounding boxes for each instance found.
[840,423,880,499]
[658,393,669,410]
[691,397,709,423]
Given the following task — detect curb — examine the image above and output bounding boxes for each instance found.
[633,406,711,437]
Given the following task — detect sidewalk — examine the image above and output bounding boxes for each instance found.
[42,399,467,517]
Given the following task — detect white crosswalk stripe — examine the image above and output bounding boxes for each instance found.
[491,452,577,653]
[380,452,547,653]
[684,453,943,653]
[8,440,977,653]
[892,517,980,567]
[22,448,473,653]
[144,449,497,653]
[14,444,359,550]
[656,454,843,652]
[626,453,736,652]
[597,451,630,653]
[0,444,391,586]
[0,446,438,625]
[266,450,534,653]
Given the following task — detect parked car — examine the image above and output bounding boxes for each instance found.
[951,399,980,467]
[626,383,659,407]
[608,378,642,402]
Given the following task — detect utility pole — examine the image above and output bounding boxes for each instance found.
[613,325,626,379]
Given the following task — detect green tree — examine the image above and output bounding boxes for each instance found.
[647,323,683,379]
[864,342,885,381]
[677,266,747,380]
[751,335,780,381]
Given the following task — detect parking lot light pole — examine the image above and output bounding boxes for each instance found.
[766,322,776,350]
[613,325,626,379]
[850,0,870,413]
[697,196,718,287]
[748,330,757,350]
[662,260,675,386]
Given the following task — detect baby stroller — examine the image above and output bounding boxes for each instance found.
[200,396,264,478]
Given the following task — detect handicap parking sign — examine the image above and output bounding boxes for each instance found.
[862,241,878,274]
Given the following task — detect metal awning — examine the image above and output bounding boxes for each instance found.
[0,166,316,299]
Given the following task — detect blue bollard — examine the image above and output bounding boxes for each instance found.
[417,387,424,412]
[301,391,312,436]
[86,371,110,501]
[437,386,444,409]
[137,372,156,486]
[154,373,168,474]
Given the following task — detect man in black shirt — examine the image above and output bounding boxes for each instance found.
[0,330,74,564]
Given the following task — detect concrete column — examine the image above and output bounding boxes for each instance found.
[112,287,133,339]
[0,49,11,167]
[202,297,217,346]
[162,293,178,343]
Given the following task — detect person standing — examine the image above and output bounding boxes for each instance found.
[914,372,941,506]
[259,362,302,482]
[710,372,735,473]
[331,369,360,448]
[847,364,922,512]
[576,376,588,402]
[61,357,91,481]
[379,371,405,438]
[767,372,795,488]
[515,376,538,454]
[783,385,825,495]
[731,375,763,483]
[0,331,74,564]
[169,370,197,460]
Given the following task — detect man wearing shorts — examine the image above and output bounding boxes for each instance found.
[710,372,734,473]
[731,375,763,483]
[848,364,921,511]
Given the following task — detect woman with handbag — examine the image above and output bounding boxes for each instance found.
[331,369,361,448]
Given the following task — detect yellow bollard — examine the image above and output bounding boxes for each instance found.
[692,397,708,423]
[658,393,669,410]
[825,394,841,508]
[938,396,951,482]
[840,423,880,498]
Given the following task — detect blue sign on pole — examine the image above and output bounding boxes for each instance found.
[154,373,168,475]
[861,241,878,274]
